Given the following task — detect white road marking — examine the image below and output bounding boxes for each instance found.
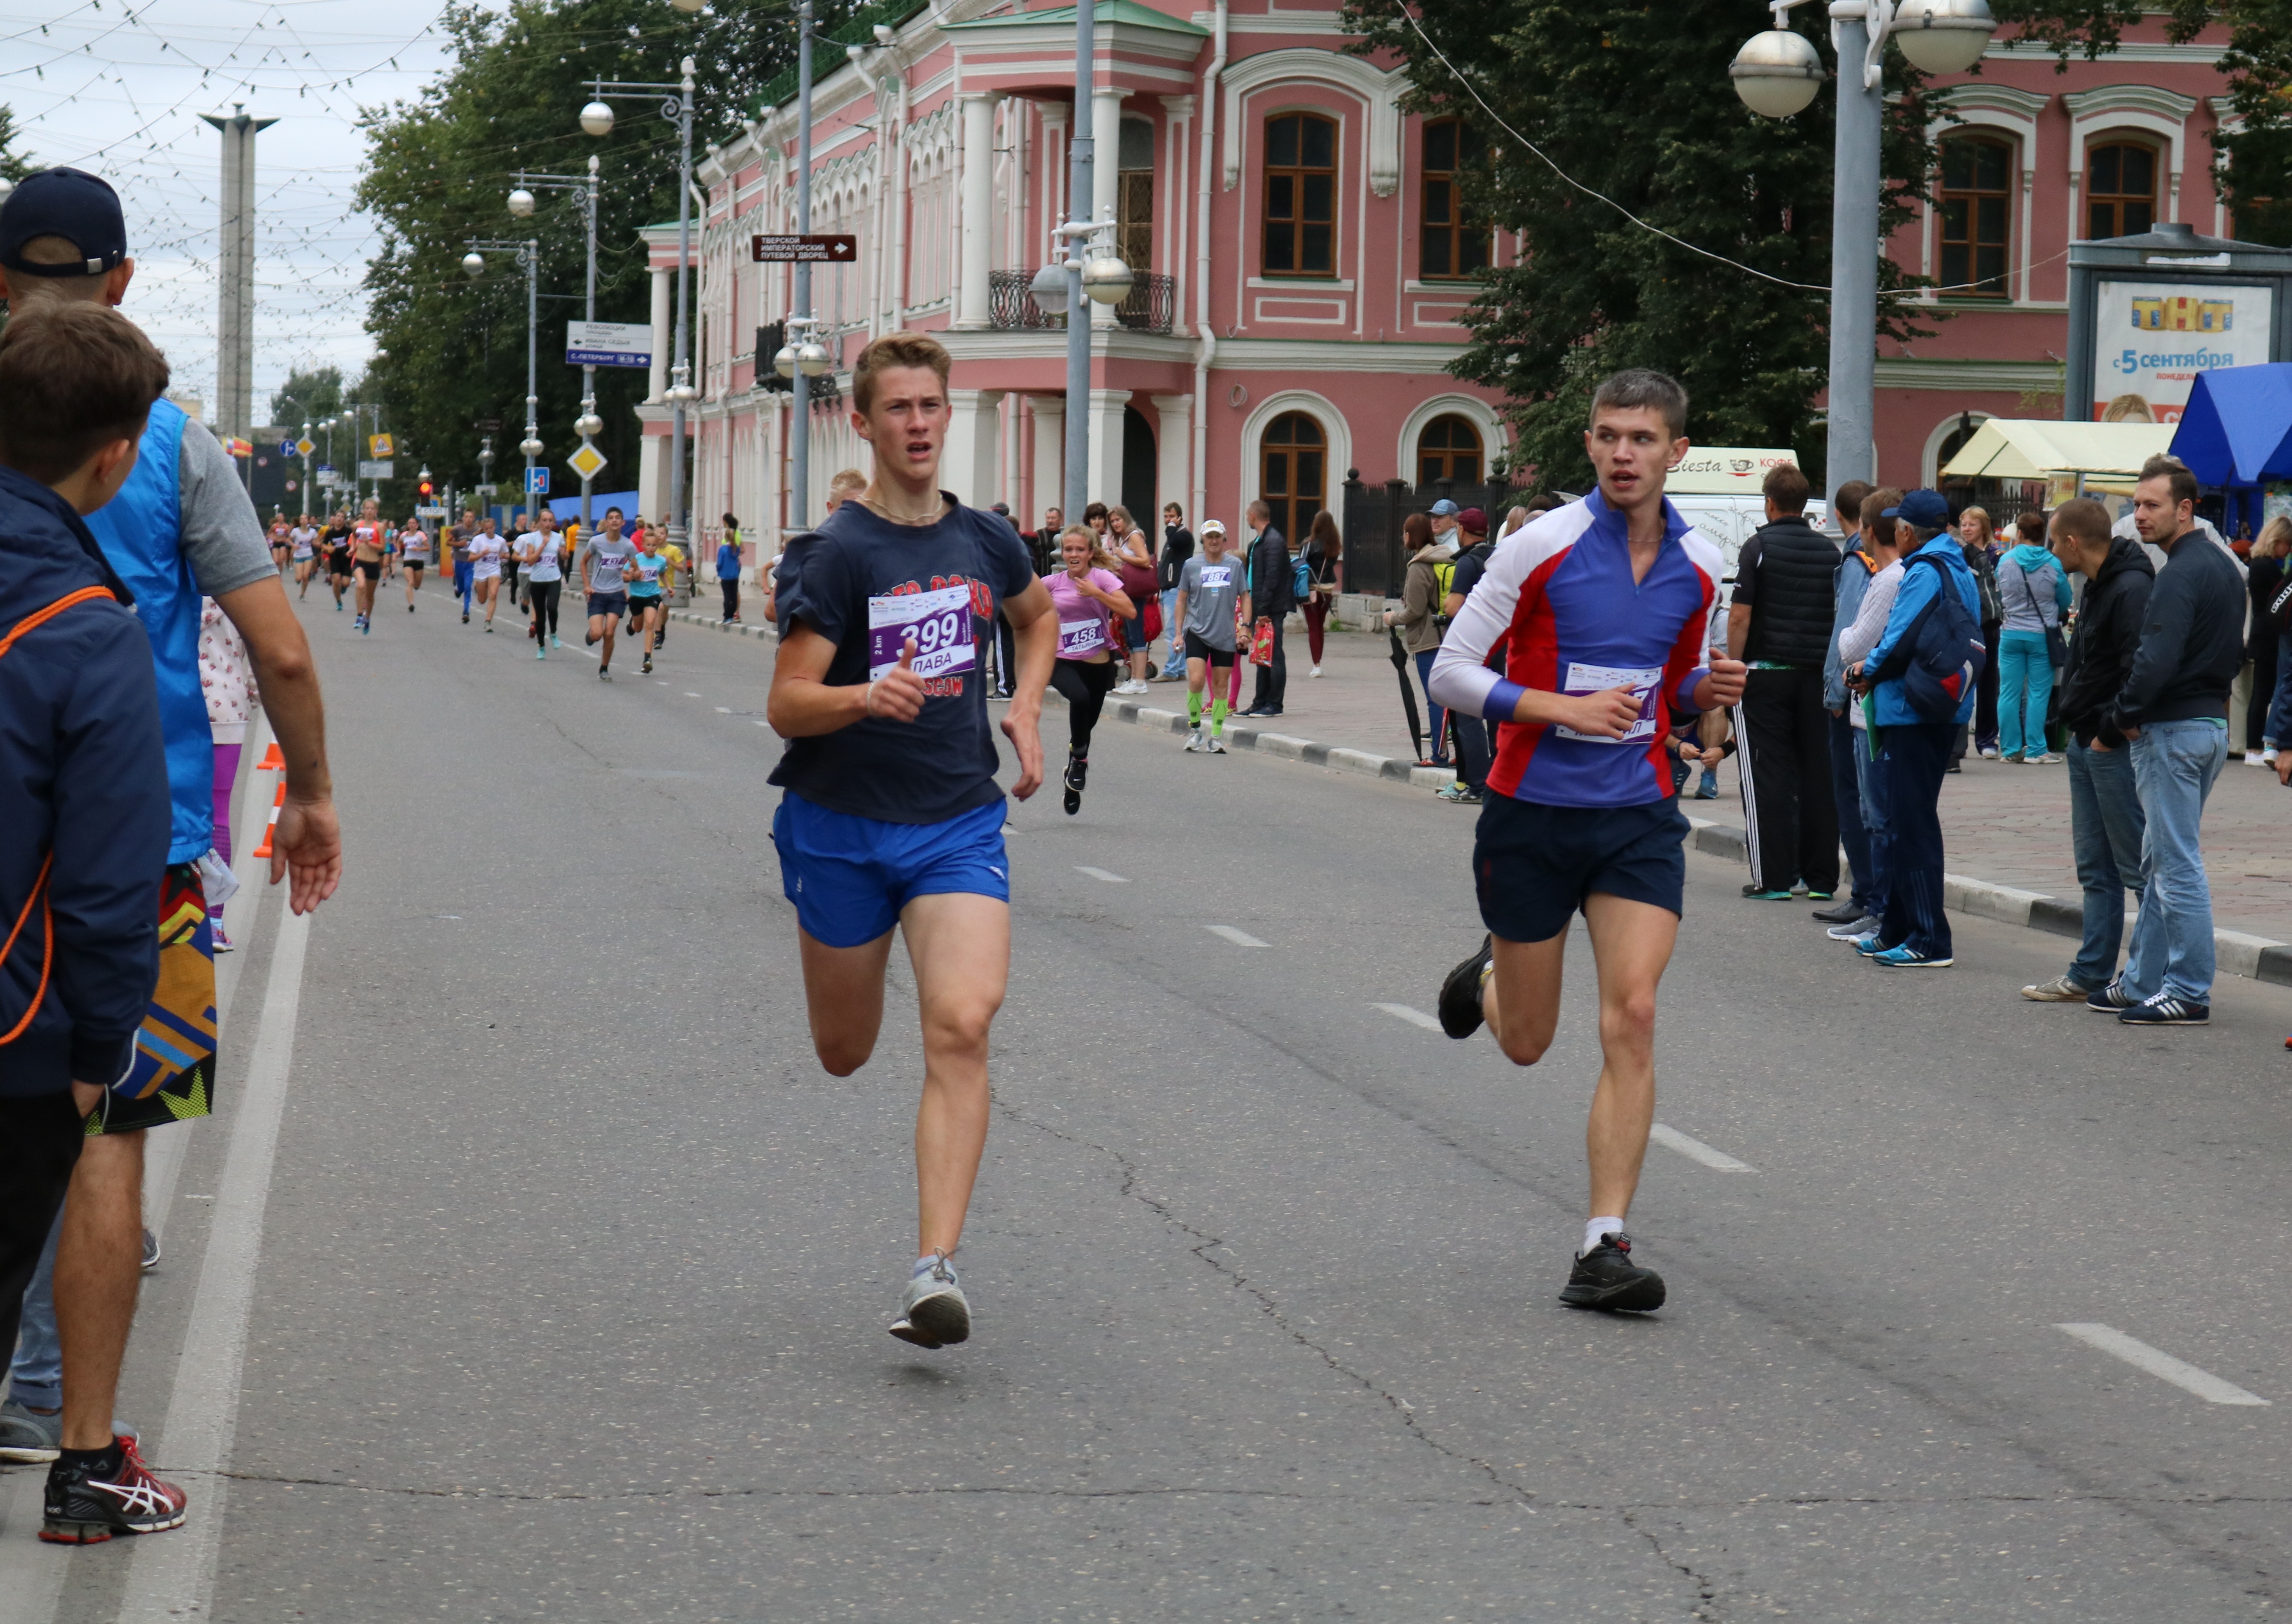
[2054,1324,2272,1406]
[1205,924,1268,948]
[117,906,314,1620]
[715,706,732,713]
[1371,1002,1445,1032]
[1074,866,1129,883]
[684,691,702,697]
[1649,1123,1754,1172]
[754,719,771,727]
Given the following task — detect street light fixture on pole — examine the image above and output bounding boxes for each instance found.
[510,159,608,530]
[1729,0,1995,490]
[582,56,697,554]
[464,237,543,530]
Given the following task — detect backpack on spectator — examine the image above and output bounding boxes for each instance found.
[1869,553,1987,723]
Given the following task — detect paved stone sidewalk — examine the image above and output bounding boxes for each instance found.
[1185,622,2292,944]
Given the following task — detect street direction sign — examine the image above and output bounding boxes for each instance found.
[527,467,551,494]
[566,320,654,368]
[751,234,858,264]
[369,433,394,458]
[566,443,608,481]
[357,459,394,479]
[280,439,298,458]
[416,506,447,520]
[295,436,315,457]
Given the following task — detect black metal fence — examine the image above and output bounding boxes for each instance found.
[1114,272,1178,334]
[989,268,1179,334]
[988,270,1062,330]
[1339,474,1536,600]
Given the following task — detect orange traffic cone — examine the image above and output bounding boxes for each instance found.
[257,741,283,772]
[250,778,286,860]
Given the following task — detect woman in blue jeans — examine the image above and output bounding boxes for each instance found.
[1996,522,2072,761]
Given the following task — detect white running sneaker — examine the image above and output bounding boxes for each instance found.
[1184,727,1206,752]
[889,1255,970,1349]
[1310,664,1323,677]
[1206,734,1227,755]
[2247,750,2269,766]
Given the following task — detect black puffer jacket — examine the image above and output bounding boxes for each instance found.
[2056,536,2153,748]
[1736,515,1839,668]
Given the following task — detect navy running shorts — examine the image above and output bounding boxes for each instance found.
[588,590,628,619]
[1473,791,1688,944]
[771,793,1010,948]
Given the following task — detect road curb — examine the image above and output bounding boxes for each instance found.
[682,607,2291,986]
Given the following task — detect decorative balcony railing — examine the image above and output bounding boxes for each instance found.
[987,269,1180,335]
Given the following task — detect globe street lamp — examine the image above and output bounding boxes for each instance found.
[465,237,544,530]
[583,53,697,555]
[1728,0,1996,489]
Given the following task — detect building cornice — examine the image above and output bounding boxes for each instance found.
[1874,355,2064,393]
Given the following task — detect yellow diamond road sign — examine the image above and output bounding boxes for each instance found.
[566,443,608,481]
[294,436,315,458]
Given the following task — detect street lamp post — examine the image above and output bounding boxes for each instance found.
[1729,0,1995,490]
[464,238,543,530]
[510,159,608,530]
[582,58,698,553]
[765,3,834,530]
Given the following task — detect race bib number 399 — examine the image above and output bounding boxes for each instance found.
[868,584,977,681]
[1552,662,1662,744]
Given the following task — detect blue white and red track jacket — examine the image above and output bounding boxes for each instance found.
[1428,489,1720,809]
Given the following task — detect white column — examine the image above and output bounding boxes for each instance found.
[1162,96,1194,283]
[1151,394,1192,525]
[1090,89,1127,328]
[638,426,663,521]
[944,388,1006,508]
[1030,395,1065,522]
[1038,104,1068,235]
[646,264,672,403]
[956,93,1001,330]
[1088,387,1130,511]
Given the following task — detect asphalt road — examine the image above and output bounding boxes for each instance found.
[11,582,2292,1622]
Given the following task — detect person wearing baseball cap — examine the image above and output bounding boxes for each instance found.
[0,169,341,1533]
[1427,497,1461,551]
[1846,487,1981,968]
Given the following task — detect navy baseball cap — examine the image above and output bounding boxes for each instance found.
[1428,499,1460,517]
[1882,488,1949,529]
[0,168,128,277]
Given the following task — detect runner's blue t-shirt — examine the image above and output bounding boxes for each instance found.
[769,494,1036,824]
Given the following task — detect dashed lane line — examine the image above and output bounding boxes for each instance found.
[1371,1002,1445,1032]
[1075,866,1129,883]
[1648,1123,1754,1173]
[2054,1324,2272,1406]
[1205,924,1268,948]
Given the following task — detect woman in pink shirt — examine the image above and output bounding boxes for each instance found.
[1045,525,1135,816]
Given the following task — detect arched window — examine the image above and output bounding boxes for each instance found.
[1416,414,1483,488]
[1938,135,2013,297]
[1262,112,1337,278]
[2085,141,2157,240]
[1420,118,1489,281]
[1259,412,1326,543]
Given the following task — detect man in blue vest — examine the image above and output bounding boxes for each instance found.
[0,169,343,1524]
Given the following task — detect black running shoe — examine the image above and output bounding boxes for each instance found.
[1811,897,1863,924]
[1559,1233,1665,1313]
[41,1435,187,1543]
[1063,750,1085,816]
[1437,934,1494,1039]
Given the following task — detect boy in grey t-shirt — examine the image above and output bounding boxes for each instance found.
[579,508,638,678]
[1174,519,1251,752]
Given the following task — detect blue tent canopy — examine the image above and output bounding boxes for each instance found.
[2170,364,2292,485]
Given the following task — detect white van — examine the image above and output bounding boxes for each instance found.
[1660,447,1831,601]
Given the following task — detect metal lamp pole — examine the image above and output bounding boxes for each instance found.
[1729,0,1996,490]
[465,238,543,528]
[794,0,815,527]
[509,161,608,529]
[582,60,696,551]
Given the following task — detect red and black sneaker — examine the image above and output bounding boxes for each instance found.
[41,1433,188,1543]
[1558,1232,1666,1313]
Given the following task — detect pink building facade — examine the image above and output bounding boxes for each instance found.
[636,0,1518,562]
[1875,17,2237,486]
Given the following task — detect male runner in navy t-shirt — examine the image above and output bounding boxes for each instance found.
[1426,369,1746,1315]
[766,331,1057,1349]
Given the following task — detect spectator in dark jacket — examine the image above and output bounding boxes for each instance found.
[1724,463,1840,901]
[1156,503,1194,682]
[2020,499,2153,1003]
[1243,499,1293,717]
[2242,515,2289,762]
[0,302,172,1393]
[2106,457,2246,1024]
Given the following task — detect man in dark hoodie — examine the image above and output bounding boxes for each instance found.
[1243,498,1293,716]
[0,301,177,1540]
[2022,497,2153,1004]
[2096,457,2245,1025]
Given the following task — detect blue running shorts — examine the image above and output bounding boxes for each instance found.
[1473,791,1687,944]
[771,793,1010,948]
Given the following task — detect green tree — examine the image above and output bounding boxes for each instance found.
[266,365,346,431]
[1343,0,1944,491]
[354,0,833,514]
[0,105,33,183]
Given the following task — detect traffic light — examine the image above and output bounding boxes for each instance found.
[418,477,435,500]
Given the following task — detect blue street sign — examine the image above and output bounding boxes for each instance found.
[527,467,550,494]
[280,440,298,458]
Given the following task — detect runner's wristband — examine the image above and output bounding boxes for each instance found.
[1485,678,1527,721]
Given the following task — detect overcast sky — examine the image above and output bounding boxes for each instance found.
[4,0,458,423]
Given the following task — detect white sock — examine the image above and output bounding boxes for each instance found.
[1582,1217,1626,1257]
